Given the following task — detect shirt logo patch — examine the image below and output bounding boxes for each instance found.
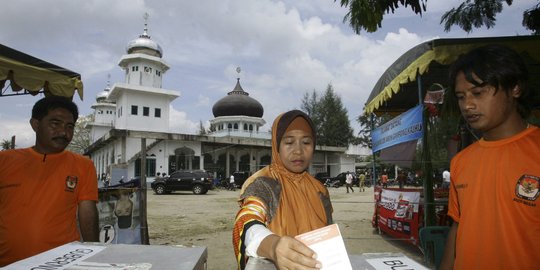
[65,176,78,192]
[515,175,540,201]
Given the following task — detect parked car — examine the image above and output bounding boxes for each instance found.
[102,176,140,189]
[151,170,213,195]
[314,172,331,184]
[232,171,251,188]
[332,172,359,187]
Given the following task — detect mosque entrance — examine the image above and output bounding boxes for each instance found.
[168,147,199,173]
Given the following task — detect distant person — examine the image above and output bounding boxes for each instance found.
[0,96,99,266]
[229,174,236,191]
[345,171,354,193]
[233,110,333,270]
[397,170,406,189]
[381,171,389,188]
[442,169,451,189]
[358,171,366,192]
[440,45,540,269]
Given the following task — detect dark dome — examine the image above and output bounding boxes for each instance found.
[212,79,264,118]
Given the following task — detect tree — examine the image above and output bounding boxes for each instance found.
[1,139,11,150]
[336,0,540,34]
[301,90,322,132]
[198,120,207,135]
[302,84,355,147]
[67,114,92,154]
[356,112,392,149]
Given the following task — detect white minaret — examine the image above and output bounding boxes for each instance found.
[107,13,180,132]
[88,75,116,142]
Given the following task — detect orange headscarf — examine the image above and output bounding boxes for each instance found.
[240,110,330,236]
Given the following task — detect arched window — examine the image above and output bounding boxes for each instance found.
[249,124,253,131]
[234,123,238,130]
[228,123,232,130]
[243,124,248,131]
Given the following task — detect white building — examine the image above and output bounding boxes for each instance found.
[86,21,356,184]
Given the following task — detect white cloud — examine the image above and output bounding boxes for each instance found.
[168,106,199,134]
[0,0,534,142]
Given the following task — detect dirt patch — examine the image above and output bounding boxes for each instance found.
[147,187,424,269]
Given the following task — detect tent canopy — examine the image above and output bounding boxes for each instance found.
[0,44,84,100]
[364,35,540,115]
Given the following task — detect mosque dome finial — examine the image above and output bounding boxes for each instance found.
[212,68,264,118]
[126,12,163,57]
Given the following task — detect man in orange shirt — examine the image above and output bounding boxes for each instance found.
[440,45,540,269]
[0,96,99,266]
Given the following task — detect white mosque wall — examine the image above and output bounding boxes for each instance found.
[114,90,170,132]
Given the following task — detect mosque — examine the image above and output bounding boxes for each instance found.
[85,21,362,183]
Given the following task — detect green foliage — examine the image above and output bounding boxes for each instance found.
[523,3,540,34]
[441,0,505,33]
[67,114,92,154]
[336,0,427,33]
[1,139,12,150]
[337,0,539,34]
[356,112,392,149]
[301,84,355,147]
[198,120,207,135]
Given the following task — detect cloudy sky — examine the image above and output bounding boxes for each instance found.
[0,0,535,147]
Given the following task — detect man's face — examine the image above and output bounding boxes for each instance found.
[30,108,75,154]
[278,129,314,173]
[454,71,521,140]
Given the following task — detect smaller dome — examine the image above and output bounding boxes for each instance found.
[96,86,110,102]
[126,19,163,57]
[212,79,264,118]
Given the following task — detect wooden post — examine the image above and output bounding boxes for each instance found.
[140,138,150,244]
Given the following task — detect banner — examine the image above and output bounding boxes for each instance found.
[376,188,421,245]
[372,105,423,152]
[97,188,142,244]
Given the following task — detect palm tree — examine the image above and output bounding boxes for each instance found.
[1,139,12,150]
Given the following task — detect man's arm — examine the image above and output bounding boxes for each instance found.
[78,200,99,242]
[440,221,458,270]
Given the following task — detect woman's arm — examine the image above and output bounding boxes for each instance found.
[257,234,321,269]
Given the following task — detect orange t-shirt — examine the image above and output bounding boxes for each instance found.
[448,126,540,269]
[0,148,98,266]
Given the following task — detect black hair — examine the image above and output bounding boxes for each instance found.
[31,95,79,122]
[448,44,531,118]
[275,110,316,149]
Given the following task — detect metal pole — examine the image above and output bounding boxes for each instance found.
[418,75,436,227]
[140,138,149,244]
[370,113,378,187]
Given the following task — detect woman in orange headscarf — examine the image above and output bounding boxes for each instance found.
[232,110,333,270]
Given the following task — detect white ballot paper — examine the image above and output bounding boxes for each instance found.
[295,224,352,270]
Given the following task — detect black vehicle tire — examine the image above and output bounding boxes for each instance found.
[154,184,166,195]
[192,184,206,195]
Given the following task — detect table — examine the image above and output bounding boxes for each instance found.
[4,242,207,270]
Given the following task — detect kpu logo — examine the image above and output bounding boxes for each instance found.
[65,176,78,192]
[515,174,540,201]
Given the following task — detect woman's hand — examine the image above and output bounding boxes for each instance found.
[259,234,321,269]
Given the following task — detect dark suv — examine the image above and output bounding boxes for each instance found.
[151,170,213,195]
[232,171,251,188]
[314,172,331,184]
